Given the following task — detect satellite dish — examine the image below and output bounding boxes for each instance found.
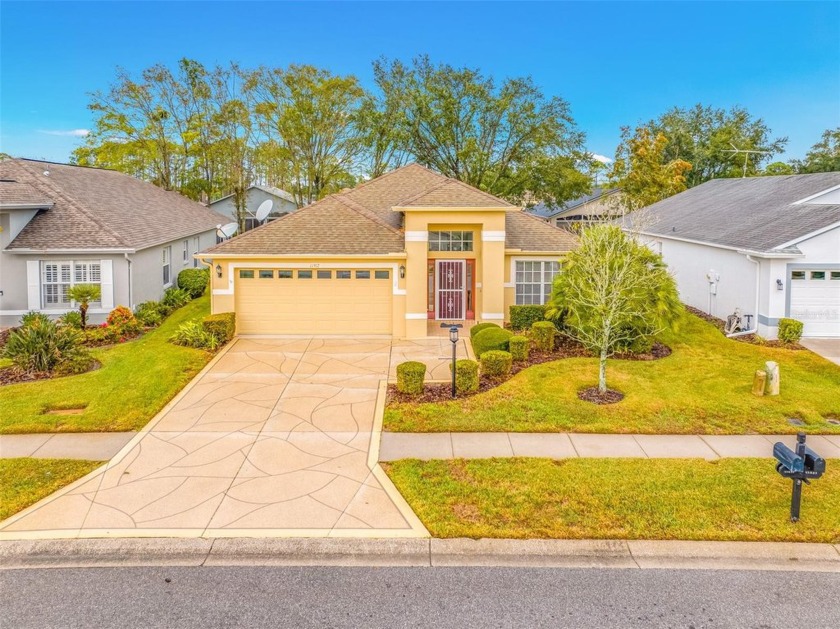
[254,199,273,223]
[217,222,239,239]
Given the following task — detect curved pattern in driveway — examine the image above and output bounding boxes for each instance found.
[1,338,427,539]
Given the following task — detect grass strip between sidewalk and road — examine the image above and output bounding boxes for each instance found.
[0,296,212,434]
[0,458,103,521]
[384,313,840,435]
[383,458,840,543]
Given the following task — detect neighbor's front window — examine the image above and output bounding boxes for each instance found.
[42,261,101,308]
[428,231,474,252]
[163,247,172,286]
[515,260,560,305]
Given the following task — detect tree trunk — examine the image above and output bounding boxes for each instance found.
[765,361,780,396]
[752,370,766,396]
[80,304,88,330]
[598,348,608,393]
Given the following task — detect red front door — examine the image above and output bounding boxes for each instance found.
[437,260,465,320]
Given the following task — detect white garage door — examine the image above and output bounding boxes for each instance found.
[789,269,840,337]
[235,268,393,335]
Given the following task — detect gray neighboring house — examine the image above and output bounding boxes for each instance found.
[0,158,227,327]
[621,173,840,339]
[527,188,622,228]
[210,184,298,232]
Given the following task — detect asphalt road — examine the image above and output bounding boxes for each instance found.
[2,566,838,628]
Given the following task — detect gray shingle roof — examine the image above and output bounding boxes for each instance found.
[528,187,619,219]
[207,163,577,256]
[1,158,228,251]
[622,174,840,252]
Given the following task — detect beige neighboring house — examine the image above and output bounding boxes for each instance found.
[0,158,227,327]
[528,187,622,228]
[200,163,577,338]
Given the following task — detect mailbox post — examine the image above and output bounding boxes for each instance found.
[773,432,826,522]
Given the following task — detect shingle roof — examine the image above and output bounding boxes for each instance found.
[0,180,54,208]
[1,158,228,251]
[211,184,296,205]
[207,162,576,256]
[622,174,840,252]
[505,211,578,251]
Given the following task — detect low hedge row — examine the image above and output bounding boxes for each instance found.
[531,321,555,352]
[203,312,235,344]
[509,305,547,331]
[480,350,512,379]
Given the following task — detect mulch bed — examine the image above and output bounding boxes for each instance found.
[387,336,671,405]
[577,387,625,404]
[0,361,101,386]
[683,305,805,350]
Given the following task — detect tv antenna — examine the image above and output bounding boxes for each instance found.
[723,142,772,178]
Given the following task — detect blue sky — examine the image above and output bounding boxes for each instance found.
[1,1,838,165]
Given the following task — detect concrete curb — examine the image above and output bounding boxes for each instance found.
[1,538,838,572]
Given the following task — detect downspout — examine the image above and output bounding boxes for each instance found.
[124,253,133,310]
[727,254,760,337]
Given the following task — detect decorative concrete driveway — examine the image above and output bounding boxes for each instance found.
[1,337,429,539]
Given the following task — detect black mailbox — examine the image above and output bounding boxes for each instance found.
[773,433,826,522]
[802,446,826,478]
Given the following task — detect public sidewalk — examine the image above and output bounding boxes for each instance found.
[379,432,840,461]
[4,431,840,462]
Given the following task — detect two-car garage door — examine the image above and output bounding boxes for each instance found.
[235,268,393,335]
[790,269,840,337]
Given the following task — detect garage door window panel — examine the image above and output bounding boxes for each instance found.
[317,270,332,279]
[258,270,273,279]
[356,270,370,279]
[298,270,312,279]
[278,270,292,279]
[375,270,390,280]
[337,271,351,279]
[239,270,254,279]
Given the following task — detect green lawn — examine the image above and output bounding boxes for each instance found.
[385,313,840,434]
[384,458,840,543]
[0,458,103,521]
[0,296,213,434]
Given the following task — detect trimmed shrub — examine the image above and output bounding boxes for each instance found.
[162,287,192,309]
[472,327,513,358]
[59,311,83,329]
[107,306,141,335]
[170,320,220,350]
[453,359,479,394]
[135,303,163,328]
[778,318,804,344]
[531,321,556,352]
[54,353,96,376]
[509,305,547,331]
[3,318,85,373]
[470,322,500,339]
[20,311,49,327]
[480,350,512,380]
[203,312,235,344]
[178,267,210,299]
[396,361,426,395]
[84,324,118,346]
[509,335,530,362]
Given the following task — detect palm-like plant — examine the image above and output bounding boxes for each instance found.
[66,283,101,329]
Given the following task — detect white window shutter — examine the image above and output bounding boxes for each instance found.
[26,261,41,310]
[100,259,114,309]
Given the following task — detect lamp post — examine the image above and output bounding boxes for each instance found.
[449,325,459,398]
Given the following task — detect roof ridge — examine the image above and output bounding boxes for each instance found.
[333,194,404,236]
[13,159,130,247]
[392,177,453,207]
[395,175,515,208]
[347,162,448,196]
[447,178,515,207]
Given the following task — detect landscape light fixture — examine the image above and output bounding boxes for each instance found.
[449,325,459,398]
[215,264,222,278]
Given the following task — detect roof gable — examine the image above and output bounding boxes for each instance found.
[398,179,514,208]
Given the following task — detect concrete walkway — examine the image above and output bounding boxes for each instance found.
[0,433,136,460]
[800,337,840,366]
[2,337,475,539]
[380,432,840,461]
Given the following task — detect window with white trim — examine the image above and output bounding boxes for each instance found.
[42,261,101,308]
[163,246,172,286]
[192,237,200,267]
[515,260,560,305]
[428,231,474,252]
[183,240,189,264]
